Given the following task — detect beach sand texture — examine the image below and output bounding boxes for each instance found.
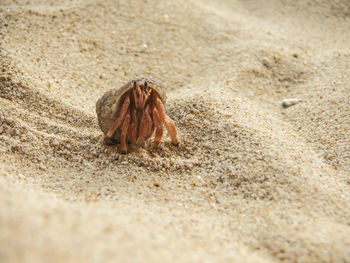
[1,0,350,262]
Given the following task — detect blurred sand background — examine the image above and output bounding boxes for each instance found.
[0,0,350,262]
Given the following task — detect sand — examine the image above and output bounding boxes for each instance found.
[0,0,350,262]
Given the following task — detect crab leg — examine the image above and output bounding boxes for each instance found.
[128,107,138,144]
[133,89,139,109]
[120,110,131,154]
[154,97,179,145]
[152,107,163,148]
[137,105,153,143]
[105,95,130,142]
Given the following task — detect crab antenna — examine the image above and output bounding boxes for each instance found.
[141,89,152,108]
[135,83,143,109]
[138,87,144,108]
[137,83,141,96]
[133,81,139,108]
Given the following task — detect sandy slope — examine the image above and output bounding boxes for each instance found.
[0,0,350,262]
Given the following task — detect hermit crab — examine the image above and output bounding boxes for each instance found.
[96,77,179,153]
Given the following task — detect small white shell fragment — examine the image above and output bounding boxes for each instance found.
[281,98,300,108]
[197,175,205,183]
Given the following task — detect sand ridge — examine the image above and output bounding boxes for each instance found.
[1,0,350,262]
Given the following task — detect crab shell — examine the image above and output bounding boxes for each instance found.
[96,77,167,142]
